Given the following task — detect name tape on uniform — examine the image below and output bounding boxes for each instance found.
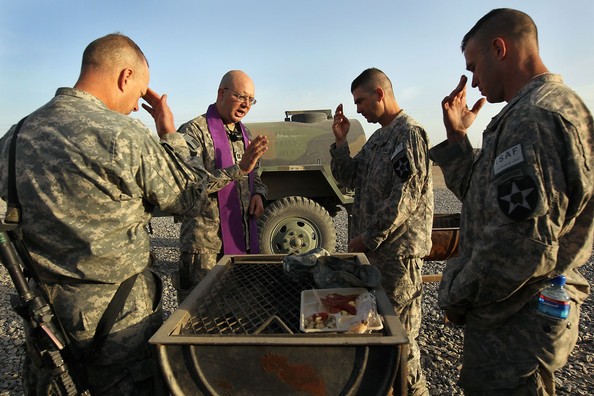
[494,144,524,175]
[390,142,404,160]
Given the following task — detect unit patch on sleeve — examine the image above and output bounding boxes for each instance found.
[393,154,411,180]
[497,175,538,221]
[391,142,411,180]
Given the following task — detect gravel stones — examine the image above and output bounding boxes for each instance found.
[1,190,593,395]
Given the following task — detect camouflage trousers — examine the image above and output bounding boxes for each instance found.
[22,352,166,396]
[463,367,553,396]
[366,251,428,396]
[176,251,221,302]
[22,269,168,395]
[460,298,580,395]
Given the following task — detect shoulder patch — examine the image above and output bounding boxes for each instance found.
[497,175,538,221]
[393,153,411,180]
[182,133,200,152]
[494,144,525,176]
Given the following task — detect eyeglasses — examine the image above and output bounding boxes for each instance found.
[223,88,257,106]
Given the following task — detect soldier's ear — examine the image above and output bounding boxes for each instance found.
[375,87,384,102]
[117,68,133,93]
[217,87,225,102]
[492,38,507,60]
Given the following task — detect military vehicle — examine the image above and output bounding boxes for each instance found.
[246,109,366,255]
[154,108,460,261]
[250,109,461,261]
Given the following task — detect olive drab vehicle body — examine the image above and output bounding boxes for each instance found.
[246,109,366,255]
[153,108,460,260]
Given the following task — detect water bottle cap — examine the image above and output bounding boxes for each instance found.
[552,275,566,286]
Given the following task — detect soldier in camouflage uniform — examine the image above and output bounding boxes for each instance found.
[176,70,268,298]
[430,9,593,395]
[0,34,266,395]
[330,68,433,396]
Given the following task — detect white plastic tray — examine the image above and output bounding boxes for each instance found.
[300,287,384,333]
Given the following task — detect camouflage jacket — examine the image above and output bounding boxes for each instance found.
[0,88,216,366]
[0,88,213,284]
[177,114,267,253]
[431,74,594,328]
[330,112,433,258]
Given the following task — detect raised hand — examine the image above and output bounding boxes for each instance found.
[142,87,175,137]
[239,135,269,175]
[332,103,351,147]
[442,75,486,143]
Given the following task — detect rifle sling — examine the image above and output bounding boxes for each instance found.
[6,116,139,359]
[84,273,139,359]
[5,117,27,223]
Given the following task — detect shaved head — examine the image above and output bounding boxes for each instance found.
[351,67,394,97]
[462,8,539,52]
[216,70,255,125]
[219,70,253,90]
[75,33,150,114]
[80,33,148,75]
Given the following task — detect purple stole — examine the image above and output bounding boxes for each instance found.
[206,104,260,254]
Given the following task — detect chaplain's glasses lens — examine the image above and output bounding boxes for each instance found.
[224,88,257,106]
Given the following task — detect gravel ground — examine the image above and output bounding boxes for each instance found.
[1,190,593,395]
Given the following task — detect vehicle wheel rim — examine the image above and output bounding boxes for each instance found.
[269,217,320,254]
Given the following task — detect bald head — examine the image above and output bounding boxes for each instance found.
[462,8,539,52]
[218,70,253,91]
[216,70,255,125]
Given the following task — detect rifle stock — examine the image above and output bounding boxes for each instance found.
[0,223,90,395]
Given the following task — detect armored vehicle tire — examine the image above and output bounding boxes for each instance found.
[258,196,336,255]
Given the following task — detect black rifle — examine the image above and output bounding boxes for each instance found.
[0,222,91,395]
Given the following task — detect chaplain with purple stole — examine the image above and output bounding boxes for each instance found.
[175,70,269,301]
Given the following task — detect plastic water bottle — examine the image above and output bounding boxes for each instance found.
[537,275,570,319]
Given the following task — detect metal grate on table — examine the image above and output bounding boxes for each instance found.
[181,262,316,336]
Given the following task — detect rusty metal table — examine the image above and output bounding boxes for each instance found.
[150,253,409,396]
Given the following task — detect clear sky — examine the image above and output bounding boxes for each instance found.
[1,0,593,147]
